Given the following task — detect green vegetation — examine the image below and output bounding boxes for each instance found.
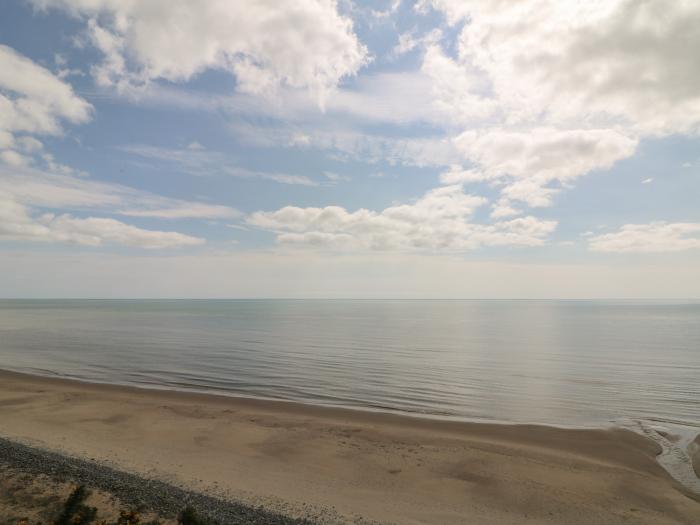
[177,507,211,525]
[54,485,96,525]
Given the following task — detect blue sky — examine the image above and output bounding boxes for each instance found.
[1,0,699,298]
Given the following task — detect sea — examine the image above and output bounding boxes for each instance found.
[0,298,697,429]
[2,299,700,489]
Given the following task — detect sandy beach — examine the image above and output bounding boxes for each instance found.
[0,370,698,524]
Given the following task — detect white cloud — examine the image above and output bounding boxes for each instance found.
[0,196,203,248]
[439,167,484,185]
[101,67,478,168]
[118,203,241,220]
[236,70,455,126]
[327,71,442,125]
[247,184,556,251]
[32,0,369,103]
[392,32,420,57]
[99,65,483,138]
[40,215,204,248]
[641,178,653,184]
[0,150,29,167]
[490,200,521,220]
[227,167,318,187]
[368,0,402,20]
[0,160,238,253]
[454,128,638,206]
[0,44,92,137]
[0,45,92,174]
[420,44,497,125]
[0,163,240,220]
[15,136,44,153]
[392,27,442,58]
[410,0,700,215]
[0,131,14,150]
[589,222,700,253]
[422,0,700,135]
[0,164,212,248]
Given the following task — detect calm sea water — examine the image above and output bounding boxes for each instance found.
[1,299,699,428]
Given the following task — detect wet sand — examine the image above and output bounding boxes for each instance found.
[691,435,700,479]
[0,369,698,524]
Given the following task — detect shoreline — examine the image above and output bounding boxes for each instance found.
[1,369,699,523]
[0,366,614,430]
[10,366,700,433]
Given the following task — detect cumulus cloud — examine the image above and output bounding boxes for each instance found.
[413,0,700,213]
[247,184,556,251]
[6,0,694,258]
[422,0,700,134]
[420,44,497,125]
[454,128,638,206]
[588,222,700,253]
[490,200,521,220]
[31,0,369,103]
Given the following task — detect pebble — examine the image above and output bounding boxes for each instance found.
[0,436,315,525]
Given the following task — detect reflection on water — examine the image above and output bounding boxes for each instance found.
[0,299,698,428]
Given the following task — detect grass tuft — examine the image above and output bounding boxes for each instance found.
[177,506,210,525]
[55,486,97,525]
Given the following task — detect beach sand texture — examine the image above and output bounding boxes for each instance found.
[0,370,698,524]
[691,435,700,479]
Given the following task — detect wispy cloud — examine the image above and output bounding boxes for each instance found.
[0,164,240,220]
[322,171,351,184]
[122,143,318,186]
[0,209,204,249]
[0,162,238,248]
[589,222,700,253]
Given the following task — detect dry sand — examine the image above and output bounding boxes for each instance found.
[0,370,698,524]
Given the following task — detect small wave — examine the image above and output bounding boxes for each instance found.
[624,419,700,495]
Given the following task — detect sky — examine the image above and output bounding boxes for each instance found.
[1,0,699,298]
